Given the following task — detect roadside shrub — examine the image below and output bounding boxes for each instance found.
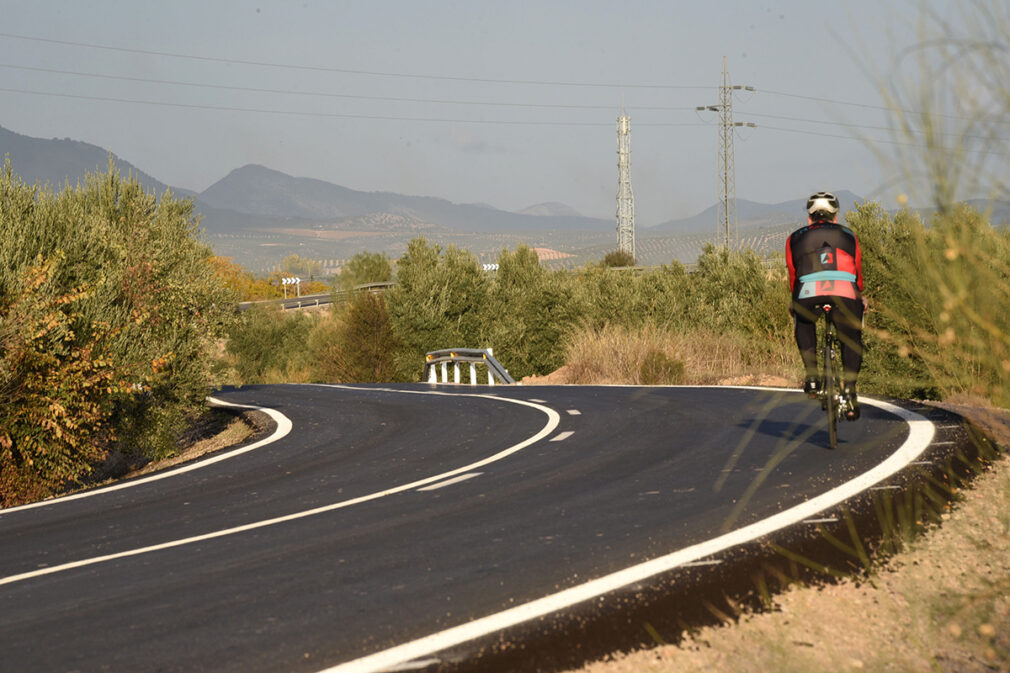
[310,291,403,382]
[0,160,234,502]
[575,264,651,329]
[849,201,1010,403]
[602,249,636,267]
[385,238,489,378]
[337,251,393,294]
[639,348,686,385]
[687,244,789,339]
[0,261,118,505]
[480,244,584,379]
[223,305,318,384]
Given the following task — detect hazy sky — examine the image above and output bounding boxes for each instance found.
[0,1,943,225]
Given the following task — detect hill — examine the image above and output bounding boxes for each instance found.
[5,123,1006,273]
[644,190,865,236]
[0,126,190,197]
[199,164,610,234]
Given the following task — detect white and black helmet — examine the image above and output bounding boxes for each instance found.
[806,191,840,221]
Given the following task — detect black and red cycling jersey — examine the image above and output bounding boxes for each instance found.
[785,222,863,300]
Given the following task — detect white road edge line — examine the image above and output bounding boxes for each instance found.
[0,387,560,587]
[316,394,935,673]
[0,397,293,516]
[384,659,441,672]
[417,473,483,491]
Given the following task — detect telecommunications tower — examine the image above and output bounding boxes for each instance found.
[696,58,755,249]
[616,110,635,260]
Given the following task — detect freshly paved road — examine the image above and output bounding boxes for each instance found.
[0,384,935,673]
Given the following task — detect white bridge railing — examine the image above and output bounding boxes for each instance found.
[424,348,516,385]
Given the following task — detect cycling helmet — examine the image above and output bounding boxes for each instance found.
[806,191,840,221]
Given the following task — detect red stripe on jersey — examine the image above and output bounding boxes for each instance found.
[836,248,857,275]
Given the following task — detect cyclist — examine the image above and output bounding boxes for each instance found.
[786,191,866,420]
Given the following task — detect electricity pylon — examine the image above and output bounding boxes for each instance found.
[696,57,756,250]
[616,110,635,260]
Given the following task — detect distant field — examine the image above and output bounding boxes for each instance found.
[206,221,796,274]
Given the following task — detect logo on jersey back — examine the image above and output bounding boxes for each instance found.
[820,251,834,266]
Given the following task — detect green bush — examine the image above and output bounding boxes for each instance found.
[480,244,584,379]
[337,251,393,294]
[0,160,235,503]
[639,348,686,385]
[385,238,489,379]
[602,249,636,267]
[223,304,318,384]
[310,291,402,382]
[0,260,116,504]
[848,201,1010,403]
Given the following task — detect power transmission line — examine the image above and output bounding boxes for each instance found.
[4,85,999,156]
[759,124,1010,155]
[1,32,1000,127]
[0,62,698,112]
[0,86,709,127]
[0,32,711,90]
[4,60,1000,140]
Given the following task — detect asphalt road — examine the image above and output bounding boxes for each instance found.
[0,384,939,673]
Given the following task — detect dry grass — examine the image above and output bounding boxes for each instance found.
[567,407,1010,673]
[527,323,797,387]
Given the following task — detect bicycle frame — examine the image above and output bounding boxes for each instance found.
[817,305,846,449]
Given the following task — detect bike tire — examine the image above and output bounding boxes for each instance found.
[824,322,838,450]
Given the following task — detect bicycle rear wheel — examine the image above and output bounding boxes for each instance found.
[824,321,838,450]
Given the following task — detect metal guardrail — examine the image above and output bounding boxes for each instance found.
[236,282,395,312]
[424,348,516,385]
[237,292,333,312]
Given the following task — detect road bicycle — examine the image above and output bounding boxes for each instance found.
[815,304,853,450]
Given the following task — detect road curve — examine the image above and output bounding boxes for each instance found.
[0,384,956,673]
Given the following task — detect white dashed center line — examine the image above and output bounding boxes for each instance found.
[417,473,483,491]
[566,409,581,415]
[550,431,574,442]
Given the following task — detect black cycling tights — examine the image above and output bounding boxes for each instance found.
[792,296,864,388]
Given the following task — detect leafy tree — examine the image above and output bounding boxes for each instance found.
[223,305,316,384]
[337,251,393,293]
[211,255,283,300]
[310,292,401,382]
[385,238,488,379]
[481,244,583,378]
[281,254,322,279]
[575,263,650,329]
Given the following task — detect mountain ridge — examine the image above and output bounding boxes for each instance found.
[4,124,1005,246]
